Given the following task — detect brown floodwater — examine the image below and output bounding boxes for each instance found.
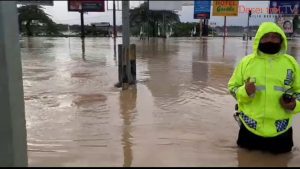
[20,37,300,167]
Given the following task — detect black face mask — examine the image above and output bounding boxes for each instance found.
[258,42,281,54]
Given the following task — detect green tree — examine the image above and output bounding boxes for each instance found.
[173,22,196,37]
[18,5,59,36]
[130,2,180,37]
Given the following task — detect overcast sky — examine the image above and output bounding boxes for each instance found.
[43,1,274,26]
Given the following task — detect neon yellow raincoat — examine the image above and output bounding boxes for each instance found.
[228,22,300,137]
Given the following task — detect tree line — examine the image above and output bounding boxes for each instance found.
[18,3,300,37]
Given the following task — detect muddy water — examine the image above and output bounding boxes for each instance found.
[20,37,300,167]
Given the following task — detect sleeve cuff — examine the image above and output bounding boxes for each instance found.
[291,101,300,114]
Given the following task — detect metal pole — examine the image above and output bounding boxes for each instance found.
[147,0,150,41]
[222,36,226,58]
[113,0,117,37]
[0,1,28,166]
[211,23,214,37]
[80,11,85,38]
[204,19,209,36]
[223,16,227,39]
[81,38,85,60]
[247,15,249,42]
[163,11,166,38]
[113,0,117,58]
[199,19,202,38]
[247,10,251,42]
[122,1,130,49]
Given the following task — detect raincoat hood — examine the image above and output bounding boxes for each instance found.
[253,22,288,56]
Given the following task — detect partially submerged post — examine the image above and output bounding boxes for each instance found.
[116,44,136,89]
[115,1,136,89]
[0,1,28,166]
[199,19,202,37]
[80,10,85,38]
[122,1,132,89]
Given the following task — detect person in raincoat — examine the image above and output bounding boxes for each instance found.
[228,22,300,154]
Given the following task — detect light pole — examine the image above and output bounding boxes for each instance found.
[80,10,85,38]
[247,10,252,42]
[113,0,117,58]
[223,16,227,39]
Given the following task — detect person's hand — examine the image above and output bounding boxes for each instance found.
[280,95,296,111]
[245,77,256,97]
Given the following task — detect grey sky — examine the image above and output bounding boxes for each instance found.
[43,1,274,26]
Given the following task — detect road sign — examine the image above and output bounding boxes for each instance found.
[212,0,239,16]
[68,0,105,12]
[194,0,211,19]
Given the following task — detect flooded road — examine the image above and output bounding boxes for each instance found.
[20,37,300,167]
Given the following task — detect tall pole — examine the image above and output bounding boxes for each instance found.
[222,37,226,58]
[199,19,202,38]
[122,1,130,48]
[223,16,227,39]
[0,1,28,166]
[80,10,85,38]
[163,11,166,38]
[222,23,226,57]
[81,38,85,60]
[113,0,117,57]
[113,0,117,38]
[247,10,251,42]
[147,0,150,41]
[122,1,132,89]
[205,19,209,36]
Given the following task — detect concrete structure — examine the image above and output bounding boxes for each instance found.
[0,1,28,167]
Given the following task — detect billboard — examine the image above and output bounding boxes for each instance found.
[269,1,300,15]
[149,1,182,11]
[194,0,211,19]
[277,16,294,33]
[68,0,105,12]
[17,1,53,6]
[212,0,239,16]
